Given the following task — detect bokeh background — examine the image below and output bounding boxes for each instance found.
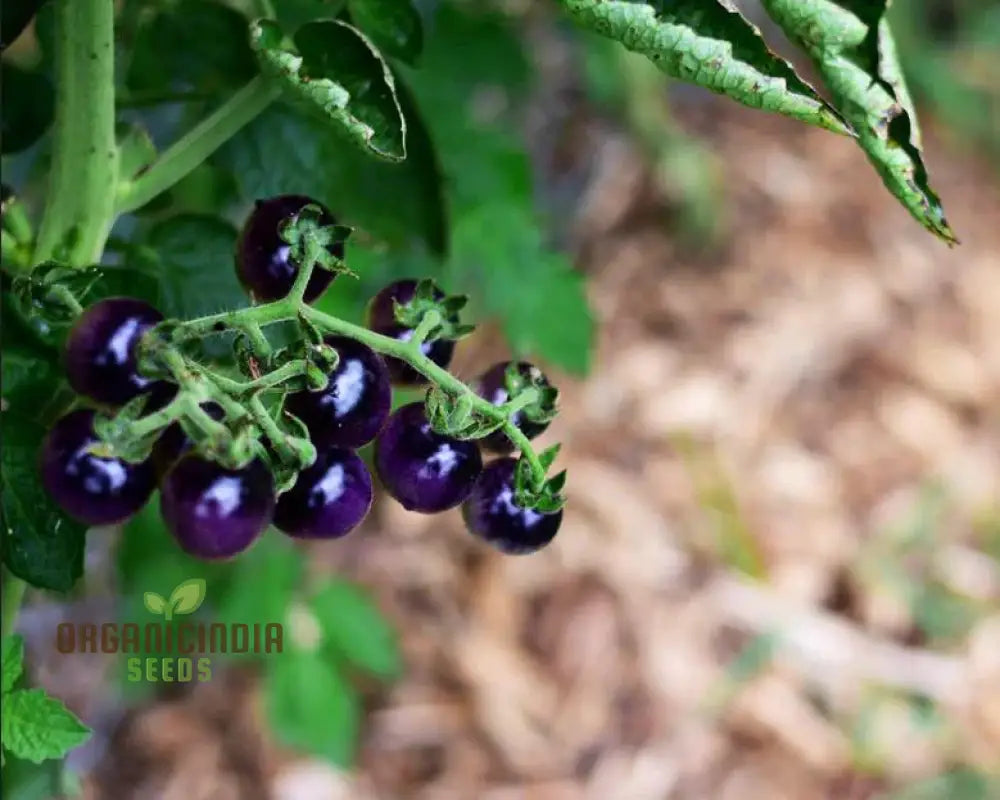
[6,1,1000,798]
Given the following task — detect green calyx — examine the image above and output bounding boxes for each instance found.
[277,204,355,279]
[393,278,476,343]
[514,444,566,513]
[502,362,559,426]
[425,386,505,441]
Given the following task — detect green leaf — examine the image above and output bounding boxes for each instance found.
[0,351,66,423]
[252,18,406,161]
[142,592,166,616]
[0,62,54,154]
[265,649,360,767]
[759,0,956,243]
[554,0,848,135]
[0,413,86,592]
[216,535,301,630]
[168,578,206,616]
[130,214,247,320]
[1,689,90,763]
[2,634,24,694]
[273,0,347,30]
[310,579,401,680]
[217,88,446,253]
[125,0,257,95]
[451,204,594,375]
[348,0,423,64]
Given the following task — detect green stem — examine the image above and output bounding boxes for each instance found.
[247,395,296,462]
[287,238,323,305]
[34,0,118,266]
[124,392,188,440]
[47,284,84,316]
[2,572,28,635]
[502,387,540,417]
[210,359,310,395]
[408,309,442,350]
[116,76,280,215]
[240,321,273,357]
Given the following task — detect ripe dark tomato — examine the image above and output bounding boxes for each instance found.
[160,456,274,559]
[366,279,455,385]
[235,194,343,303]
[64,297,167,406]
[150,402,225,478]
[473,361,552,454]
[40,409,155,526]
[274,447,372,539]
[374,402,482,513]
[285,336,390,448]
[462,458,562,554]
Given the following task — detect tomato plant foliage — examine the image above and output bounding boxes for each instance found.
[0,0,960,780]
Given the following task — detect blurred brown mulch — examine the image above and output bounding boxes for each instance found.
[81,99,1000,800]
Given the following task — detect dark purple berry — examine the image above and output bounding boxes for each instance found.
[366,279,455,385]
[40,409,155,526]
[462,458,562,555]
[160,456,274,559]
[374,402,482,513]
[274,447,372,539]
[150,402,225,478]
[473,361,553,454]
[235,194,343,303]
[285,336,390,448]
[64,297,166,406]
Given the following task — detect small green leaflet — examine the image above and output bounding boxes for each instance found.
[759,0,956,243]
[554,0,849,135]
[1,690,90,764]
[251,18,406,161]
[265,648,360,767]
[1,636,91,764]
[310,579,401,680]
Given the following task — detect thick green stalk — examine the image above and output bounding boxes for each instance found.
[34,0,118,266]
[116,77,280,215]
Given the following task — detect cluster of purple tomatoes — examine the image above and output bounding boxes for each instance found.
[39,196,563,560]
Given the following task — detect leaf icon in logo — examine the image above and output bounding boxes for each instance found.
[143,592,167,616]
[167,578,206,619]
